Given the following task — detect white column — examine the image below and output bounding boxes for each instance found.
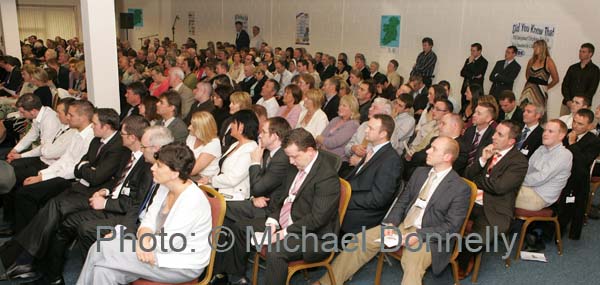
[80,0,120,112]
[0,0,22,59]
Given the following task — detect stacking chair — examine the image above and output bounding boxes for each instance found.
[374,178,477,285]
[251,178,352,285]
[132,185,226,285]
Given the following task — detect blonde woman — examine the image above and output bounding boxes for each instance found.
[316,95,360,161]
[19,64,38,96]
[296,88,329,138]
[220,91,252,151]
[186,111,222,181]
[31,68,53,107]
[228,52,243,83]
[519,39,560,108]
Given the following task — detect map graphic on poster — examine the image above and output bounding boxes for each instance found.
[128,8,143,27]
[380,15,400,47]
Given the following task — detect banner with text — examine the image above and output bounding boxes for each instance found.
[296,13,310,45]
[511,22,556,57]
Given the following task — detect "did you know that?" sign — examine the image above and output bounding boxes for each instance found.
[511,22,556,57]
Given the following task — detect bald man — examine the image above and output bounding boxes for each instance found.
[314,136,471,285]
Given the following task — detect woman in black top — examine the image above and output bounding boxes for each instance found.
[31,67,53,107]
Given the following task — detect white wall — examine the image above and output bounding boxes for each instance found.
[117,0,171,49]
[16,0,82,39]
[121,0,600,118]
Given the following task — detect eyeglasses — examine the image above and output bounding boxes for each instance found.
[141,144,156,150]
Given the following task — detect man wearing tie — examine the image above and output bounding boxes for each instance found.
[489,46,522,100]
[211,128,340,285]
[515,103,544,159]
[314,137,470,285]
[460,120,528,277]
[460,43,489,107]
[342,114,402,234]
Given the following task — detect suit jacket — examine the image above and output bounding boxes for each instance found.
[463,123,496,161]
[518,125,543,159]
[184,100,215,125]
[320,65,336,82]
[383,167,470,275]
[235,30,250,50]
[343,143,402,234]
[238,76,257,94]
[360,67,371,80]
[105,158,153,232]
[249,148,292,198]
[56,66,70,90]
[563,132,600,196]
[407,136,469,178]
[413,87,429,115]
[161,117,188,143]
[460,56,488,95]
[497,106,523,124]
[252,77,267,104]
[269,152,340,240]
[322,94,340,121]
[177,84,195,120]
[119,104,140,121]
[73,133,130,191]
[489,59,521,98]
[464,147,528,234]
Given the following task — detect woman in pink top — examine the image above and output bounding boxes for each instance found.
[149,65,169,97]
[276,84,303,127]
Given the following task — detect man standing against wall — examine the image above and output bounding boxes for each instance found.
[489,46,521,100]
[410,37,437,87]
[234,21,250,50]
[460,43,488,109]
[561,43,600,116]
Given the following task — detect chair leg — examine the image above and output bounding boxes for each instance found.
[325,264,337,285]
[553,219,563,255]
[471,252,482,283]
[251,253,260,285]
[302,269,309,280]
[286,267,295,285]
[374,252,385,285]
[450,260,460,285]
[514,219,532,261]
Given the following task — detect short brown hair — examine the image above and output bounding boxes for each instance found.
[267,117,292,140]
[546,119,568,134]
[122,115,150,140]
[499,120,522,140]
[282,128,316,151]
[373,114,395,140]
[498,90,516,102]
[160,90,182,116]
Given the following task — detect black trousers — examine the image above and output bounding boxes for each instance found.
[14,177,72,232]
[558,187,589,240]
[11,157,48,184]
[40,209,121,280]
[15,184,92,259]
[213,217,330,285]
[225,200,269,223]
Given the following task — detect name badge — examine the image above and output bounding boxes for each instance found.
[414,198,427,209]
[121,187,131,196]
[520,149,529,156]
[566,196,575,204]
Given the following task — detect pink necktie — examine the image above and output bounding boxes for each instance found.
[279,170,306,229]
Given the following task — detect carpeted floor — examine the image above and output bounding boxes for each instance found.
[2,195,600,284]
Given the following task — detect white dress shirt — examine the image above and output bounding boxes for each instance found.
[21,124,77,166]
[14,106,61,154]
[414,166,453,229]
[39,124,94,181]
[257,97,280,118]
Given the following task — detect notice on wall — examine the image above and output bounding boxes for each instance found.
[380,15,401,48]
[128,8,143,28]
[188,12,196,36]
[235,14,249,31]
[295,12,310,45]
[511,22,556,57]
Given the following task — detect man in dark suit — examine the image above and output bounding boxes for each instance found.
[0,56,22,97]
[409,75,429,120]
[342,114,402,234]
[234,21,250,50]
[355,53,371,80]
[37,116,153,284]
[156,90,188,143]
[463,102,497,164]
[316,137,470,285]
[14,108,126,231]
[320,55,336,82]
[238,64,257,94]
[497,90,523,124]
[120,81,146,121]
[322,77,341,121]
[0,109,129,280]
[405,113,469,178]
[460,43,488,108]
[559,109,600,240]
[225,117,292,224]
[184,81,215,125]
[47,58,70,90]
[211,128,340,285]
[516,102,544,159]
[489,46,521,99]
[460,120,528,276]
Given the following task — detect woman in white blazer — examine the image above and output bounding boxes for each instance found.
[78,143,212,285]
[296,88,329,138]
[200,110,258,200]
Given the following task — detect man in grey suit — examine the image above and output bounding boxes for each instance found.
[225,117,292,223]
[156,90,188,143]
[489,46,521,100]
[168,67,194,120]
[315,136,470,285]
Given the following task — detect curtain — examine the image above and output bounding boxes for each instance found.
[17,5,78,41]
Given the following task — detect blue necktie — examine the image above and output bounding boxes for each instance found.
[138,183,159,217]
[517,127,530,149]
